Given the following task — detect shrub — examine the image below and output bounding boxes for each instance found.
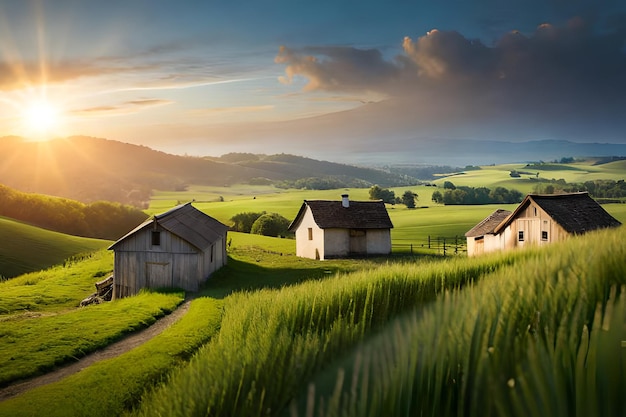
[250,213,291,237]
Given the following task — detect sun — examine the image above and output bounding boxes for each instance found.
[21,100,61,135]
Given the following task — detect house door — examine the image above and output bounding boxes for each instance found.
[349,229,367,255]
[145,262,172,289]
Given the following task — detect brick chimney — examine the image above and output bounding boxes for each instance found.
[341,194,349,208]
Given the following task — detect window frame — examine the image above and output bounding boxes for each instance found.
[518,230,524,242]
[151,231,161,246]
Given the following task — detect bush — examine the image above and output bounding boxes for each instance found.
[229,212,266,233]
[250,213,291,237]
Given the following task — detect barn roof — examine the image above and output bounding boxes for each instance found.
[465,209,512,237]
[494,192,621,235]
[288,199,393,231]
[109,203,229,251]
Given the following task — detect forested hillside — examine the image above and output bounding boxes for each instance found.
[0,184,148,240]
[0,136,416,206]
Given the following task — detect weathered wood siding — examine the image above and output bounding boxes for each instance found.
[113,225,227,298]
[502,202,569,250]
[467,233,504,257]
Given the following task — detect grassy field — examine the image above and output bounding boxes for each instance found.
[0,217,110,279]
[0,159,623,416]
[431,159,626,193]
[130,228,626,417]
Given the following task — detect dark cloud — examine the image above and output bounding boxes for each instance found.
[275,45,400,92]
[275,17,626,141]
[278,17,626,98]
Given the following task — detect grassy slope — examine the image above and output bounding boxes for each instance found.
[129,228,626,417]
[0,216,111,279]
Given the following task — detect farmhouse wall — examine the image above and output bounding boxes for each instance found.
[365,229,392,255]
[323,228,350,258]
[294,207,324,259]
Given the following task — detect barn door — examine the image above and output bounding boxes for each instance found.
[145,262,172,289]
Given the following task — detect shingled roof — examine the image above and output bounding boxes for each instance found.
[289,200,393,231]
[465,209,512,237]
[494,192,621,235]
[110,203,229,251]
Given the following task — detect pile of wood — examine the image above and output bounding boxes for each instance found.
[80,275,114,306]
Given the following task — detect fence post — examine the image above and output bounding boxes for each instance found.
[443,238,446,256]
[410,243,413,254]
[428,235,431,249]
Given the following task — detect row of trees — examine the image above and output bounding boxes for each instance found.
[229,211,292,237]
[533,179,626,199]
[432,183,523,205]
[276,176,371,190]
[369,185,418,208]
[0,184,148,240]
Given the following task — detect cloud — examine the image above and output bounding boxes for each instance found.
[0,59,134,90]
[274,17,626,141]
[275,45,400,93]
[276,17,626,104]
[71,98,173,117]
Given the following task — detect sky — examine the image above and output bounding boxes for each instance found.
[0,0,625,163]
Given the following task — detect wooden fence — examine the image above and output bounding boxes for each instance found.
[392,236,467,256]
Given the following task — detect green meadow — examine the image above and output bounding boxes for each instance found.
[0,216,111,279]
[0,159,624,416]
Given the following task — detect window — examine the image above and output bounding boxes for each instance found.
[307,228,313,240]
[541,231,548,241]
[151,231,161,246]
[533,207,538,216]
[518,231,524,241]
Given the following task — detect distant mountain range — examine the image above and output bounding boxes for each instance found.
[0,136,415,206]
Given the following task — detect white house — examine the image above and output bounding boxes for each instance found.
[108,203,229,298]
[288,194,393,260]
[465,192,621,256]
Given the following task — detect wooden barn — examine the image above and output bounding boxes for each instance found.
[288,194,393,260]
[108,203,229,298]
[464,209,512,257]
[465,192,621,256]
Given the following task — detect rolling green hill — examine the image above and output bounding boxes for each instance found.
[0,136,416,206]
[0,216,111,279]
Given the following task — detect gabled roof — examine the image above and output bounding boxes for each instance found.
[109,203,229,251]
[465,209,512,237]
[494,192,621,234]
[288,200,393,231]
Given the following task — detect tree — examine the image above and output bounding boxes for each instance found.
[431,190,443,204]
[251,213,291,237]
[401,190,417,208]
[369,185,396,204]
[230,211,266,233]
[443,181,456,190]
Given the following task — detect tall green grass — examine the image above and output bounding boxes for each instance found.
[133,228,624,417]
[289,229,626,417]
[132,250,523,416]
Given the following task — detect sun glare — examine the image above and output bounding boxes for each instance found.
[23,101,59,131]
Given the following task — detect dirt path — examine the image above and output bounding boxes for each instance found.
[0,297,194,402]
